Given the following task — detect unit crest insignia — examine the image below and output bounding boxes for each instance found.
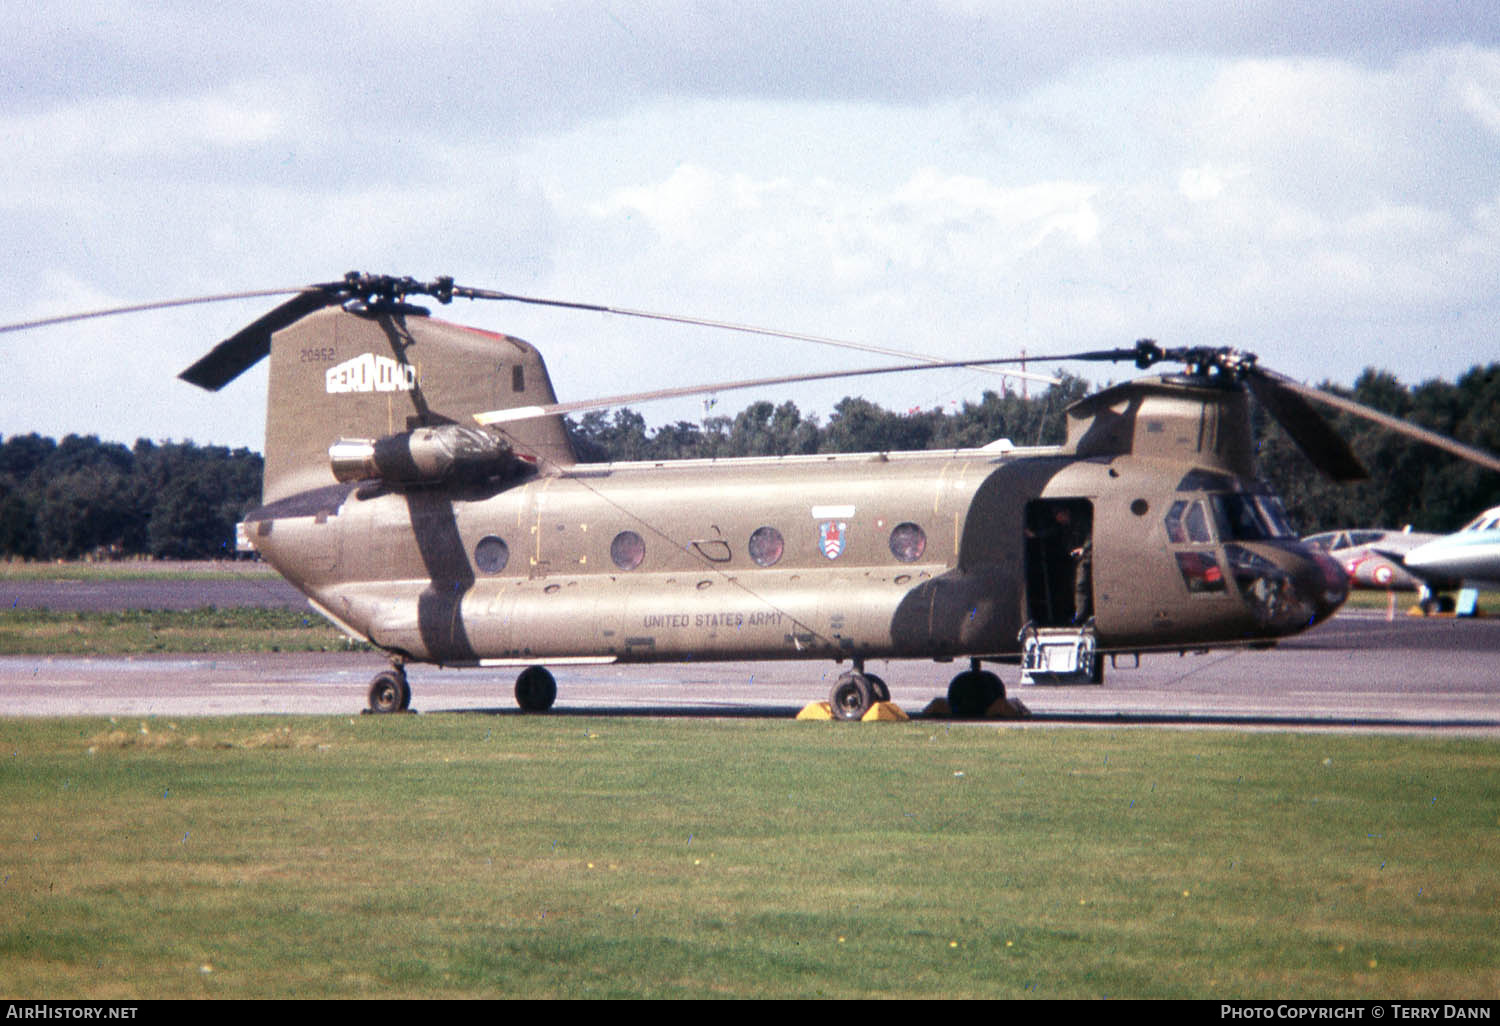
[819,521,848,560]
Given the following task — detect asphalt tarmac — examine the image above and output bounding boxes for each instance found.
[2,571,305,610]
[4,592,1498,731]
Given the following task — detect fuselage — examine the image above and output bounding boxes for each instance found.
[247,444,1347,667]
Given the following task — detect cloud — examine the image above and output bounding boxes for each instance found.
[12,3,1500,119]
[6,9,1500,449]
[1452,45,1500,134]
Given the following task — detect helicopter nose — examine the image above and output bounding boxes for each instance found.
[1301,547,1351,624]
[1224,542,1348,633]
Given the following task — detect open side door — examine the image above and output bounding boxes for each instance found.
[1024,498,1094,628]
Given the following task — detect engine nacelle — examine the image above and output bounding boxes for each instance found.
[330,425,517,485]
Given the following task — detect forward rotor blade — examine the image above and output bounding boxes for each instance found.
[452,285,1060,387]
[1243,370,1370,482]
[474,353,1051,426]
[1256,368,1500,476]
[178,286,344,390]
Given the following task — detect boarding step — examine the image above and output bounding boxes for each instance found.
[1019,622,1102,685]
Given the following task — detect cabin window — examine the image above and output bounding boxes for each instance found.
[889,522,927,562]
[611,530,645,571]
[512,365,525,392]
[748,526,785,567]
[474,535,509,573]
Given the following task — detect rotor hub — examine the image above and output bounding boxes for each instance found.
[1129,339,1258,380]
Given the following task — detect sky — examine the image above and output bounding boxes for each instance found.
[4,1,1500,452]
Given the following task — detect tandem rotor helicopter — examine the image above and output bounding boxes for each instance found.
[10,272,1500,719]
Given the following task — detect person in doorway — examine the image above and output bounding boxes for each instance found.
[1071,536,1093,624]
[1030,506,1092,625]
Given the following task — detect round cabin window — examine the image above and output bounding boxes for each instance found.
[474,535,509,573]
[889,522,927,562]
[748,526,785,567]
[611,530,645,571]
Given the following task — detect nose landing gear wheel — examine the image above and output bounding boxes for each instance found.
[368,668,410,714]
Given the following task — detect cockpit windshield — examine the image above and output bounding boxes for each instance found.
[1209,493,1298,541]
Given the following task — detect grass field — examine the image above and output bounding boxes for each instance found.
[2,716,1497,999]
[0,560,278,582]
[1336,589,1499,614]
[0,608,363,655]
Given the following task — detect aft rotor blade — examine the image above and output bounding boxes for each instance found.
[1243,370,1370,482]
[0,286,317,337]
[474,353,1050,426]
[453,284,1060,387]
[1257,369,1500,476]
[178,286,345,390]
[8,271,1065,395]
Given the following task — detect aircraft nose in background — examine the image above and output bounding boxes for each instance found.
[1402,538,1453,573]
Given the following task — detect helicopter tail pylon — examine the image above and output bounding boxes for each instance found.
[176,280,581,503]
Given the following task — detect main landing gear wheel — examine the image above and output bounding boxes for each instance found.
[830,671,877,721]
[367,667,410,714]
[515,665,557,712]
[865,673,890,703]
[947,667,1004,718]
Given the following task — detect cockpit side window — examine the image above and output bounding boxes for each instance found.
[1174,550,1226,593]
[1176,469,1236,492]
[1165,502,1187,543]
[1186,501,1213,542]
[1252,495,1297,538]
[1165,500,1214,544]
[1210,493,1295,541]
[1165,498,1227,597]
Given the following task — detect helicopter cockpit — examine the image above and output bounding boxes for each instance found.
[1161,471,1346,634]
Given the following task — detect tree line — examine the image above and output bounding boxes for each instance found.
[2,363,1495,560]
[1256,364,1500,534]
[0,436,262,560]
[565,373,1094,462]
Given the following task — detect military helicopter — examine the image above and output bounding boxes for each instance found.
[10,272,1500,719]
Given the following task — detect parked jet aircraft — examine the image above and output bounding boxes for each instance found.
[1303,527,1447,591]
[1401,507,1500,587]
